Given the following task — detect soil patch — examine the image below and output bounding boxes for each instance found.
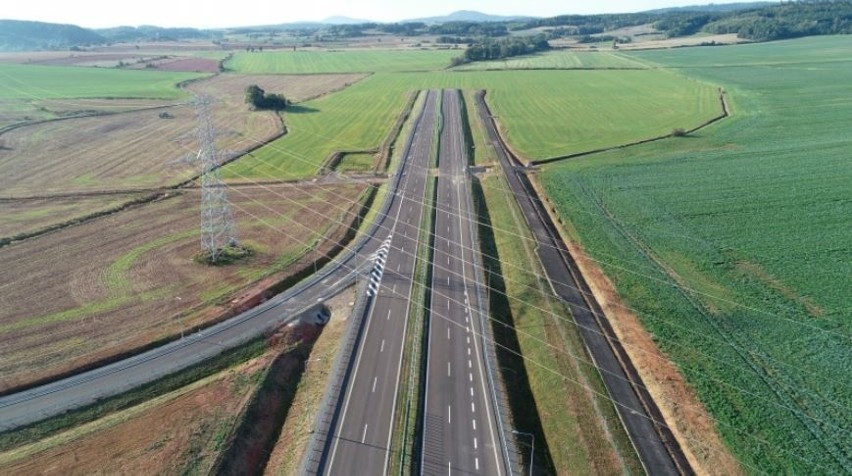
[0,356,265,474]
[263,289,354,475]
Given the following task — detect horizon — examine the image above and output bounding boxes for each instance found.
[0,1,768,29]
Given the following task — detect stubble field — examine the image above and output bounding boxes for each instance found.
[0,194,143,239]
[0,183,366,391]
[0,70,366,195]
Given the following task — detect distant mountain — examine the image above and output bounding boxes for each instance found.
[0,19,105,51]
[404,10,534,25]
[644,2,776,14]
[322,15,373,25]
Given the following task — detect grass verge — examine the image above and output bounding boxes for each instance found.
[473,172,642,473]
[264,290,355,475]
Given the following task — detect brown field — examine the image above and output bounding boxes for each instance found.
[27,53,160,67]
[0,351,268,474]
[0,182,367,391]
[0,72,366,194]
[0,194,143,238]
[0,106,212,193]
[185,72,367,103]
[27,54,219,72]
[0,51,91,64]
[32,97,178,116]
[144,56,220,73]
[0,98,177,131]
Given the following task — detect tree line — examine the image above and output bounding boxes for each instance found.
[450,34,550,66]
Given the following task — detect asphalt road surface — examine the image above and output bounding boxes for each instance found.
[474,91,690,475]
[420,90,505,475]
[319,90,439,475]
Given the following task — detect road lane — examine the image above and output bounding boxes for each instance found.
[421,90,505,475]
[320,90,439,475]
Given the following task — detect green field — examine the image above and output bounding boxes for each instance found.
[540,36,852,473]
[224,69,719,181]
[453,50,648,70]
[0,64,202,100]
[225,49,458,74]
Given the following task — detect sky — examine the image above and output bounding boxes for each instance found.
[1,0,757,28]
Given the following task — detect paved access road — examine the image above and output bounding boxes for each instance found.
[474,91,690,475]
[319,91,439,475]
[420,90,505,475]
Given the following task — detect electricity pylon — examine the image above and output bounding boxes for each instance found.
[195,95,239,263]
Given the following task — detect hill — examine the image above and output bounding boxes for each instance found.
[645,2,776,13]
[322,16,373,25]
[0,20,105,51]
[405,10,533,25]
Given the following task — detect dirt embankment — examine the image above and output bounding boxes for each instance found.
[528,175,743,476]
[211,323,321,475]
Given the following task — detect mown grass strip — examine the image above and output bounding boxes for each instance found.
[474,173,643,474]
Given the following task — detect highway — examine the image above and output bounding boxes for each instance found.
[420,90,505,475]
[0,91,432,434]
[474,91,690,475]
[318,90,439,475]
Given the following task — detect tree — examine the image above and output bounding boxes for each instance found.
[245,85,265,107]
[245,85,288,111]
